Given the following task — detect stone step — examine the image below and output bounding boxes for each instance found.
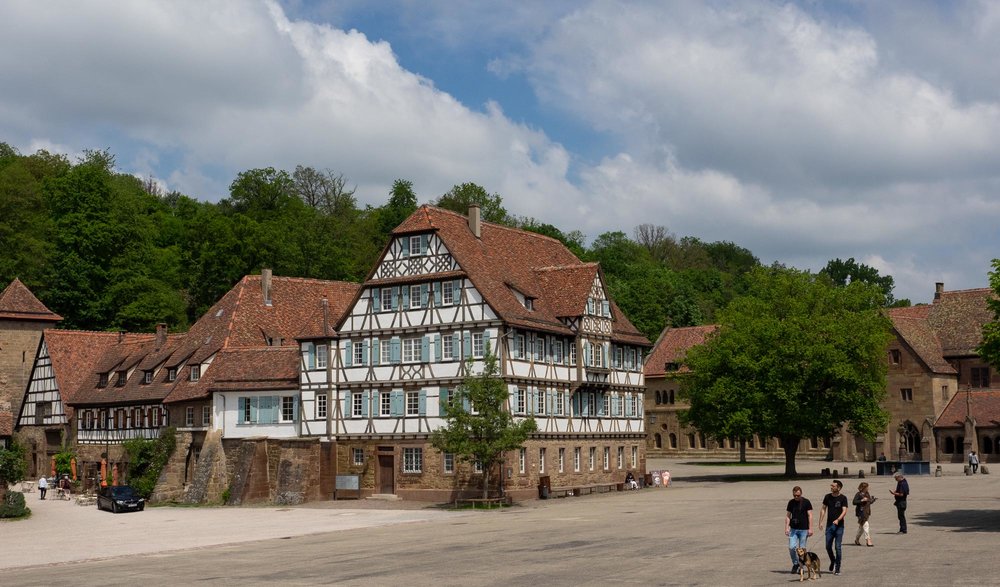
[367,493,402,501]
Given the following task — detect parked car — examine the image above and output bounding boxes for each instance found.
[96,485,145,513]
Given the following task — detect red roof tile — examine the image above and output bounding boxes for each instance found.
[644,325,719,378]
[43,330,143,416]
[0,278,62,322]
[936,390,1000,428]
[203,347,300,391]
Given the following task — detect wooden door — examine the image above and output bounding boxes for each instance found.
[378,455,394,494]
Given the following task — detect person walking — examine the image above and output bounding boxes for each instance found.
[969,451,980,474]
[784,485,814,574]
[853,482,876,547]
[890,472,910,533]
[37,475,48,500]
[819,479,848,576]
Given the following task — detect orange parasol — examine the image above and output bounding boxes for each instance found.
[50,456,56,477]
[70,458,77,481]
[112,463,119,486]
[100,458,108,487]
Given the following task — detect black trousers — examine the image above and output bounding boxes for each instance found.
[895,500,907,532]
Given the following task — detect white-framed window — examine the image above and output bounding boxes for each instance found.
[185,406,194,427]
[143,370,153,384]
[410,284,422,309]
[442,334,454,361]
[381,339,392,362]
[167,367,177,382]
[595,344,604,368]
[202,405,211,426]
[381,288,393,311]
[570,345,577,366]
[558,448,565,473]
[603,394,610,416]
[534,337,544,361]
[553,341,563,364]
[519,448,526,474]
[190,364,201,381]
[589,447,596,471]
[403,337,422,363]
[353,341,364,365]
[352,393,364,418]
[539,448,546,474]
[535,389,545,415]
[316,344,328,369]
[116,371,127,386]
[617,446,624,469]
[353,447,364,466]
[587,393,596,415]
[403,447,423,473]
[628,348,636,370]
[574,447,581,472]
[409,235,423,256]
[603,447,610,470]
[406,391,419,416]
[554,390,564,416]
[443,453,454,474]
[474,460,483,474]
[514,334,525,359]
[380,392,391,416]
[281,396,295,422]
[316,394,327,419]
[238,396,281,425]
[442,281,455,305]
[632,445,638,468]
[472,332,485,358]
[516,388,526,414]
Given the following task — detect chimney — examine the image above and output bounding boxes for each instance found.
[468,204,481,239]
[934,282,944,301]
[155,323,167,349]
[117,330,125,343]
[262,268,272,306]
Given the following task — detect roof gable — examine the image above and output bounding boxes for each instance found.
[936,390,1000,428]
[0,278,62,322]
[644,325,719,377]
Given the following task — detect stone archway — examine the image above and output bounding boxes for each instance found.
[898,421,921,460]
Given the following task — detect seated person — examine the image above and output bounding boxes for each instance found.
[58,475,72,499]
[624,471,639,490]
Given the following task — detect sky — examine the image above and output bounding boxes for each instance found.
[3,0,1000,304]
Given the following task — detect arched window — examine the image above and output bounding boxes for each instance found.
[669,433,677,449]
[698,433,707,449]
[669,390,675,404]
[687,434,696,449]
[900,421,920,455]
[655,390,662,405]
[654,433,662,449]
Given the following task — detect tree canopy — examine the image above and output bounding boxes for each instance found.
[680,266,893,475]
[977,259,1000,367]
[433,182,510,224]
[430,351,537,499]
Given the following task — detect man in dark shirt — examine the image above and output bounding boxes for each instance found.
[819,479,848,576]
[891,472,910,533]
[784,485,814,574]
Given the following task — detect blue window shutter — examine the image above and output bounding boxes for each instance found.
[434,335,442,362]
[462,394,471,413]
[402,286,410,308]
[583,342,591,366]
[250,397,258,422]
[433,282,442,306]
[306,343,316,370]
[391,287,398,310]
[439,388,449,416]
[528,388,536,414]
[361,340,369,366]
[372,337,380,365]
[391,390,403,416]
[361,391,370,418]
[545,390,552,414]
[345,341,353,367]
[452,333,460,361]
[453,280,461,304]
[293,397,299,421]
[421,336,429,362]
[463,332,471,357]
[372,288,381,312]
[239,397,247,422]
[597,393,605,416]
[612,395,620,416]
[343,393,350,418]
[509,387,516,413]
[420,234,429,255]
[602,300,610,317]
[419,390,427,415]
[401,237,410,257]
[421,284,429,306]
[391,338,401,364]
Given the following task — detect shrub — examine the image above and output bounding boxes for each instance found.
[0,490,31,519]
[123,427,176,499]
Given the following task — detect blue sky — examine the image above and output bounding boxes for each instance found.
[3,0,1000,304]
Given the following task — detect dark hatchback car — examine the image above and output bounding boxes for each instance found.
[96,485,145,513]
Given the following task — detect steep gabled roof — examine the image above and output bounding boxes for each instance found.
[887,312,955,375]
[0,278,62,322]
[926,288,993,356]
[644,325,718,378]
[42,330,149,416]
[935,390,1000,428]
[377,206,649,346]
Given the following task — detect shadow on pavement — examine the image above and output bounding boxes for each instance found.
[914,509,1000,532]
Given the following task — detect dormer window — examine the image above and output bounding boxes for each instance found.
[116,371,127,386]
[167,367,177,382]
[190,364,201,382]
[267,336,283,347]
[524,298,535,311]
[410,235,423,255]
[98,373,109,388]
[143,370,153,384]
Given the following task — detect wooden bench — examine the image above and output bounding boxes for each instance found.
[455,496,510,509]
[549,482,622,498]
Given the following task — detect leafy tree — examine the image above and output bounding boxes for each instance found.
[223,167,295,217]
[977,259,1000,367]
[820,257,905,307]
[431,352,537,499]
[292,165,357,216]
[433,182,509,224]
[680,266,892,475]
[376,179,419,235]
[0,440,29,505]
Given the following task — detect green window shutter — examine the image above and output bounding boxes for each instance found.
[372,288,381,312]
[439,388,449,417]
[434,335,442,362]
[421,336,430,362]
[372,337,381,366]
[545,390,552,414]
[433,282,442,306]
[361,391,370,418]
[452,280,461,304]
[345,341,353,367]
[463,332,471,357]
[250,397,259,423]
[421,284,429,306]
[361,340,369,366]
[509,387,516,413]
[402,286,410,308]
[420,234,429,254]
[418,390,427,415]
[342,393,350,419]
[452,333,460,360]
[306,343,316,370]
[390,337,401,364]
[391,390,404,416]
[391,287,398,310]
[401,237,410,257]
[238,397,247,423]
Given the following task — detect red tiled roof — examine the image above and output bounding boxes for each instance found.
[0,278,62,322]
[43,330,145,417]
[936,390,1000,428]
[644,325,718,378]
[926,288,993,356]
[203,347,300,391]
[375,206,649,346]
[0,410,12,436]
[888,315,955,375]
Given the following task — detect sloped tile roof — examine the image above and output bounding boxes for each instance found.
[936,390,1000,428]
[0,410,12,436]
[376,206,649,346]
[926,288,993,356]
[644,325,718,378]
[0,278,62,322]
[203,347,300,391]
[43,330,148,416]
[887,314,955,375]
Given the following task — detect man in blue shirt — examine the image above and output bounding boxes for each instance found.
[891,472,910,533]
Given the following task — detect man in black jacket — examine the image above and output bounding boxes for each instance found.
[890,472,910,533]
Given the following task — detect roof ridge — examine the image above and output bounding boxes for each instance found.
[534,263,595,273]
[419,205,569,247]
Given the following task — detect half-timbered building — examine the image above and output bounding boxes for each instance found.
[298,205,651,501]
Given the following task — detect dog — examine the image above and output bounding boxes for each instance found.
[795,547,822,581]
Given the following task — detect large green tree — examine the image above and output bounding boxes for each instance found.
[821,257,909,307]
[433,182,509,224]
[431,352,537,499]
[977,259,1000,367]
[680,266,892,475]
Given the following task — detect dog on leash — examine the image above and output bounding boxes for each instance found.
[795,547,822,581]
